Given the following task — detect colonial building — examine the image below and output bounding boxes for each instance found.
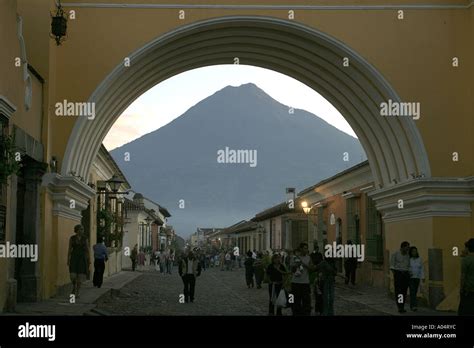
[122,193,171,269]
[297,161,386,287]
[89,145,131,280]
[190,228,225,249]
[224,162,385,288]
[252,202,307,252]
[160,225,176,251]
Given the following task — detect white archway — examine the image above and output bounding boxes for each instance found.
[61,16,431,188]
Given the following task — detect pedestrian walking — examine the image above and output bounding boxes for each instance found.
[93,237,108,288]
[225,251,232,271]
[310,247,323,314]
[408,246,425,311]
[231,250,236,270]
[284,249,293,270]
[220,251,225,271]
[310,246,323,268]
[131,244,138,271]
[145,252,151,268]
[315,256,337,316]
[314,273,324,315]
[390,241,411,313]
[200,253,206,272]
[159,250,166,273]
[254,252,265,289]
[244,251,255,288]
[178,251,202,303]
[67,224,90,298]
[266,253,288,316]
[459,238,474,315]
[167,249,174,274]
[154,249,160,271]
[344,240,358,286]
[138,249,146,271]
[290,243,313,316]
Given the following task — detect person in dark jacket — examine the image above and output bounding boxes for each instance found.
[244,251,255,288]
[315,256,337,316]
[178,251,202,303]
[266,253,288,316]
[253,252,265,289]
[130,244,138,271]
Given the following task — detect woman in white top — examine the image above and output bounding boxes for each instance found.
[409,246,425,311]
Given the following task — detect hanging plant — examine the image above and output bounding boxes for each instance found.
[97,208,114,247]
[0,130,21,185]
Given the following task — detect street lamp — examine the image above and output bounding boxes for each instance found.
[97,174,129,195]
[301,201,311,214]
[301,200,320,246]
[106,174,125,194]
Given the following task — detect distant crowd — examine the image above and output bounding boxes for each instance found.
[64,223,474,316]
[129,245,176,274]
[238,242,339,316]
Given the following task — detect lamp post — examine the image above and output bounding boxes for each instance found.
[97,174,129,197]
[105,174,127,194]
[301,200,320,247]
[301,201,311,244]
[95,174,129,248]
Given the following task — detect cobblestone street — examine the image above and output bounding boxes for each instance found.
[96,265,401,316]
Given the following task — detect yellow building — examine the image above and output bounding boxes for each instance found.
[90,145,131,279]
[0,0,473,312]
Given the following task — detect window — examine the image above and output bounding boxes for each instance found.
[366,196,383,262]
[336,218,342,244]
[291,219,307,249]
[317,206,326,245]
[346,198,360,244]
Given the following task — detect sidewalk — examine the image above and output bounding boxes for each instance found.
[335,279,457,316]
[3,271,141,316]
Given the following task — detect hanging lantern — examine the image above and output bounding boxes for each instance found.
[50,1,68,45]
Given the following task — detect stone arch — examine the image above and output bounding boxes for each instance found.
[61,16,431,188]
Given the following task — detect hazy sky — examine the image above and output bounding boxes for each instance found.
[103,65,356,150]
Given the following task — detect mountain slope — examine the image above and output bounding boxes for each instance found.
[110,83,366,237]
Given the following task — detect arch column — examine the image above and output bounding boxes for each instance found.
[370,177,474,309]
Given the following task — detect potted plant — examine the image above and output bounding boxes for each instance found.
[0,130,21,184]
[97,208,114,247]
